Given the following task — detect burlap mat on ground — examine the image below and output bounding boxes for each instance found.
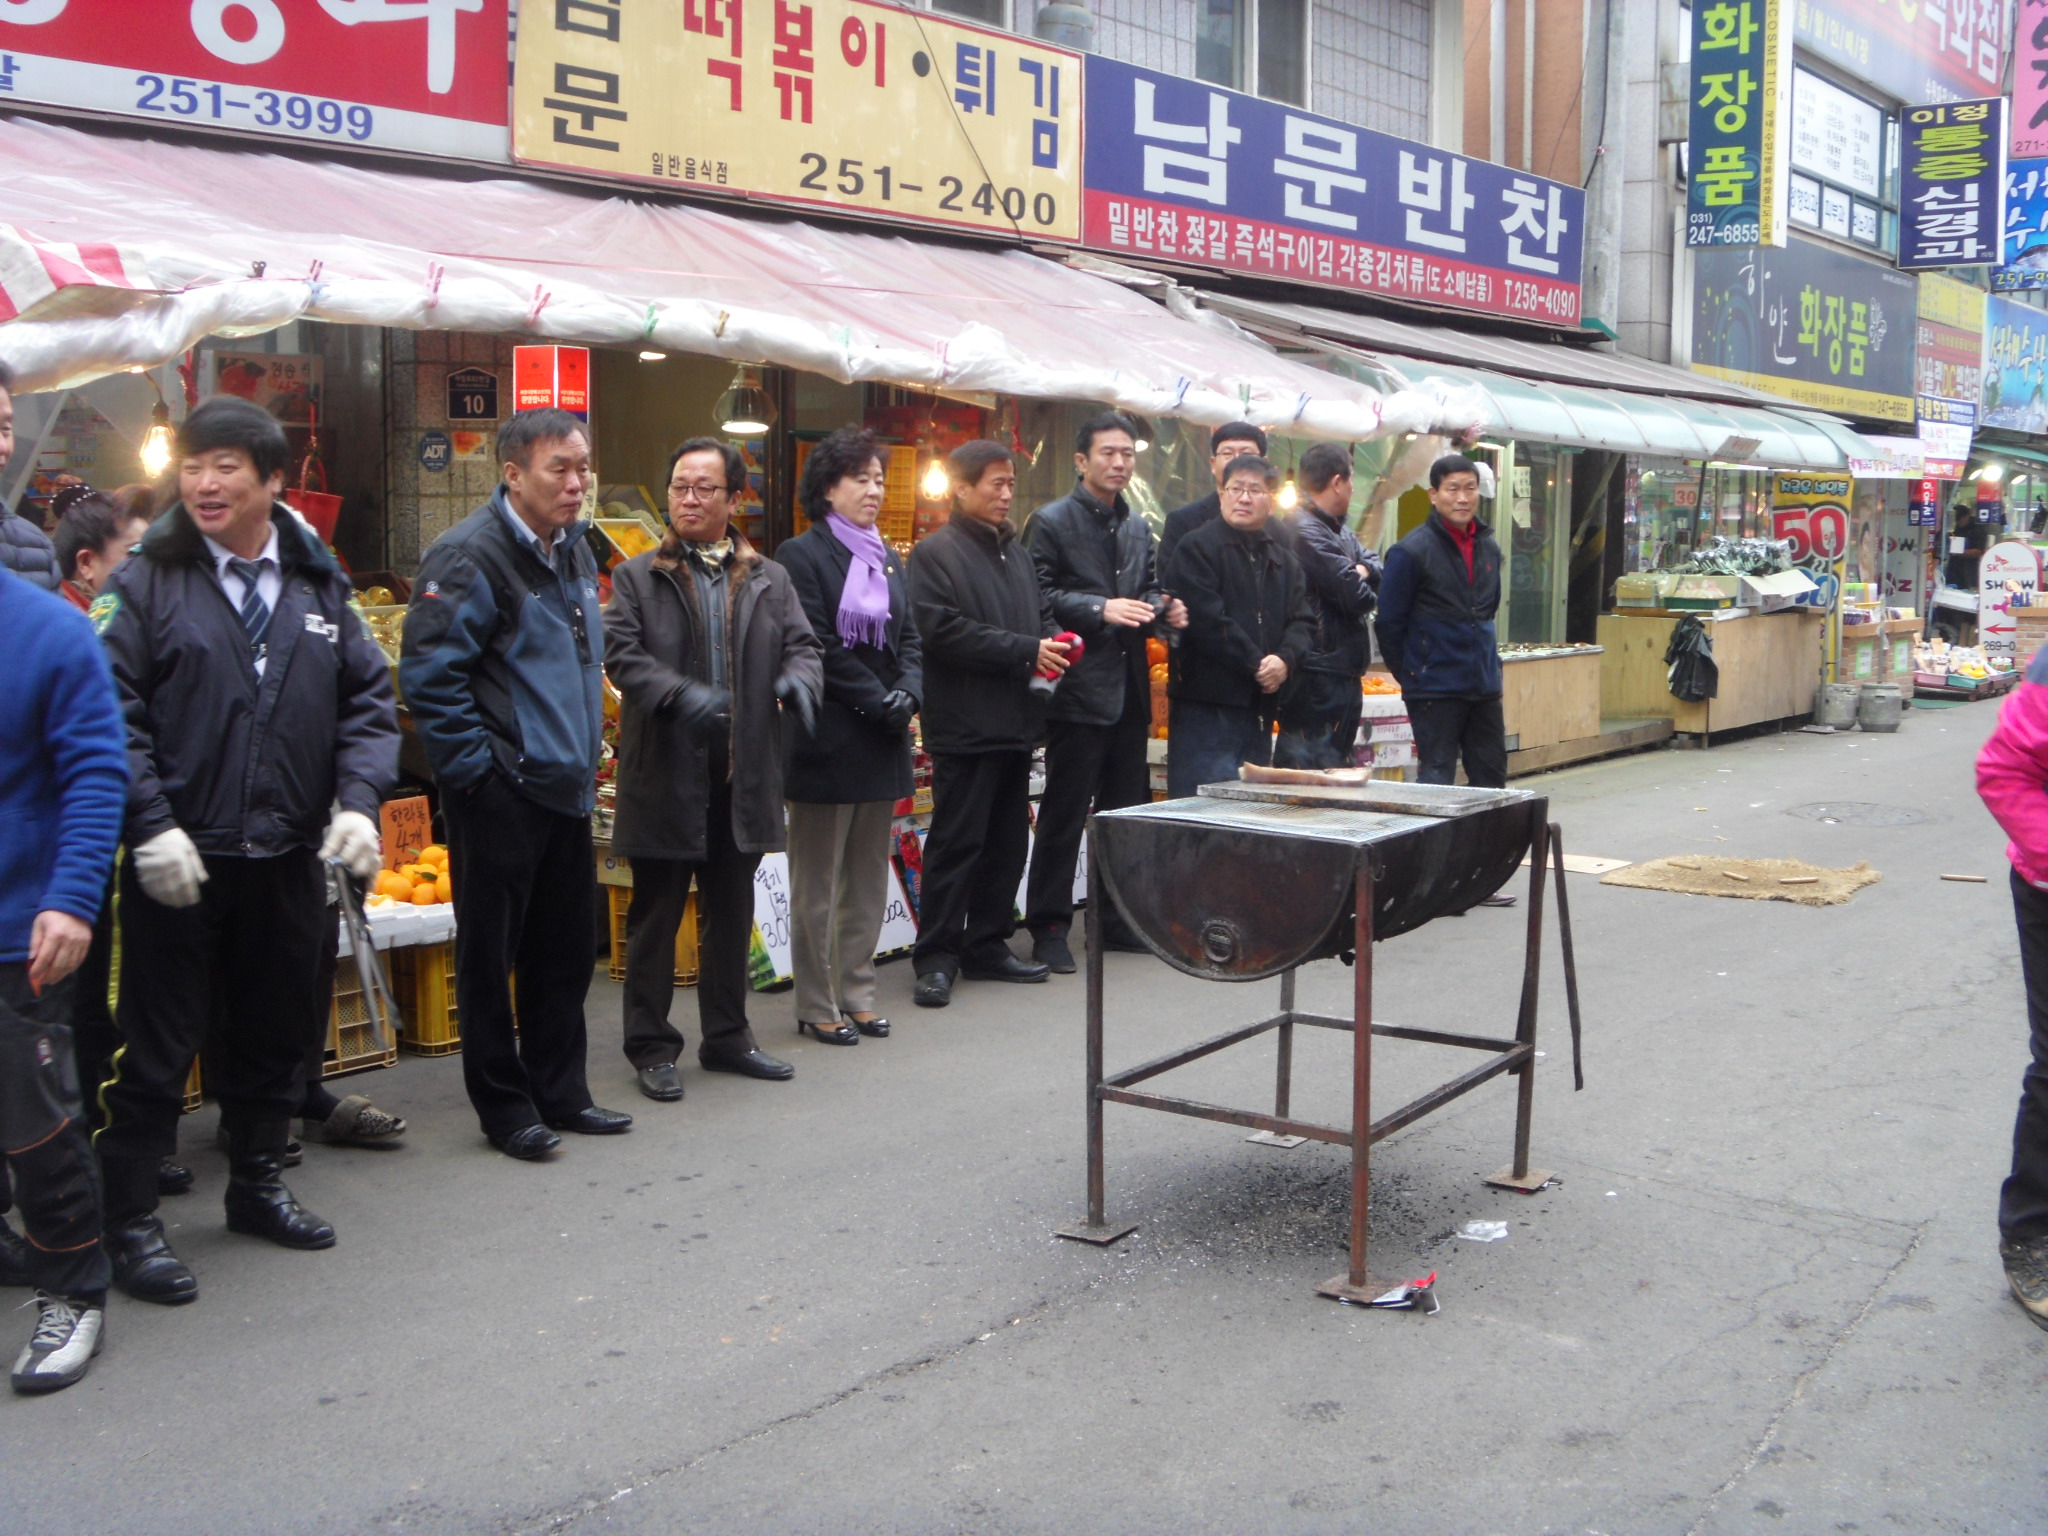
[1600,856,1880,907]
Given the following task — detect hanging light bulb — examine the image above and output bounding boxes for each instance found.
[1277,476,1299,511]
[920,455,950,500]
[713,364,776,435]
[139,398,175,478]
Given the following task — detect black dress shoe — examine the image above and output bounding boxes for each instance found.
[636,1063,684,1102]
[158,1159,195,1196]
[490,1124,562,1161]
[844,1011,890,1038]
[0,1216,29,1287]
[1031,934,1076,974]
[224,1156,336,1250]
[913,972,953,1008]
[546,1106,634,1135]
[699,1047,795,1081]
[962,953,1051,983]
[799,1018,860,1045]
[105,1215,199,1304]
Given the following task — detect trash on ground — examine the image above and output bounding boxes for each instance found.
[1456,1221,1509,1243]
[1941,874,1988,883]
[1364,1274,1440,1314]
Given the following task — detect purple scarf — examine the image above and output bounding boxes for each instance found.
[825,512,893,651]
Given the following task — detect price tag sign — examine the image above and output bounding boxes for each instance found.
[512,0,1080,242]
[446,367,500,422]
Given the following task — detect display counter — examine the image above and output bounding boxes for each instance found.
[1596,609,1823,735]
[1499,646,1602,753]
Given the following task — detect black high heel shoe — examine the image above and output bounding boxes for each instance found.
[844,1011,890,1038]
[799,1018,860,1046]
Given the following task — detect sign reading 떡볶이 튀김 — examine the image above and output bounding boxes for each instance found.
[0,0,510,162]
[1685,0,1793,249]
[1079,56,1583,323]
[1793,0,2008,112]
[1898,98,2006,270]
[511,0,1081,242]
[1983,294,2048,436]
[1691,239,1916,422]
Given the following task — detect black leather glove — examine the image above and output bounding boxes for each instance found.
[776,675,818,738]
[668,681,732,743]
[880,689,917,732]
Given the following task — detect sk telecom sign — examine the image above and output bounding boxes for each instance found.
[1898,97,2007,269]
[1684,0,1793,249]
[512,0,1081,241]
[0,0,510,162]
[1081,56,1582,324]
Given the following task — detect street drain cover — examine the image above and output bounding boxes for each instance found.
[1784,802,1929,827]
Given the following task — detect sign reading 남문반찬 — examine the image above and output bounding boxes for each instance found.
[1080,56,1583,324]
[511,0,1081,242]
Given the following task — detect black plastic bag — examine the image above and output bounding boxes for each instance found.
[1665,614,1718,703]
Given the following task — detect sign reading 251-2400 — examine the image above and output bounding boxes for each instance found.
[512,0,1081,242]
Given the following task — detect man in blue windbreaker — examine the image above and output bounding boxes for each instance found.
[400,409,632,1161]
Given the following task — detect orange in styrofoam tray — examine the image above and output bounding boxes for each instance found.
[410,882,440,906]
[1146,637,1169,666]
[1360,673,1402,695]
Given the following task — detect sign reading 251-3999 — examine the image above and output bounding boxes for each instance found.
[512,0,1081,242]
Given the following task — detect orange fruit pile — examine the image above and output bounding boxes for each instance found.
[373,844,451,905]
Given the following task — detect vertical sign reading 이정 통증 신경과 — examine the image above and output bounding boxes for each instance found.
[0,0,510,161]
[1685,0,1794,249]
[511,0,1081,241]
[1079,57,1583,323]
[1899,97,2007,270]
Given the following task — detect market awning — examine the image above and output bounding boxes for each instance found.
[1193,289,1888,470]
[0,116,1439,444]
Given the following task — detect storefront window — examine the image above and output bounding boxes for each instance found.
[1498,441,1569,644]
[1625,456,1775,570]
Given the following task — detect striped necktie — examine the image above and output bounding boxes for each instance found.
[227,557,273,658]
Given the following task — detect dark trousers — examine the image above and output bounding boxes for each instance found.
[913,749,1031,977]
[1276,671,1364,771]
[2003,872,2048,1241]
[623,780,762,1068]
[99,850,326,1217]
[0,966,107,1300]
[297,905,342,1123]
[1026,692,1151,939]
[444,775,596,1140]
[70,871,120,1135]
[1410,695,1509,788]
[1167,699,1271,799]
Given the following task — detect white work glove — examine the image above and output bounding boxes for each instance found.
[318,810,383,883]
[132,828,208,909]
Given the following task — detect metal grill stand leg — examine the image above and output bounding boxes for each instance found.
[1248,969,1307,1149]
[1488,808,1554,1193]
[1319,861,1394,1302]
[1056,830,1136,1245]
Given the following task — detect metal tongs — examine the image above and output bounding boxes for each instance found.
[329,860,400,1056]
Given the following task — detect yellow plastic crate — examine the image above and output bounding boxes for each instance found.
[182,1058,202,1115]
[324,957,397,1079]
[390,940,461,1056]
[606,885,699,985]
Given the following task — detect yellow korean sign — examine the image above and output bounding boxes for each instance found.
[513,0,1081,242]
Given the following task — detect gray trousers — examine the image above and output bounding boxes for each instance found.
[786,799,897,1023]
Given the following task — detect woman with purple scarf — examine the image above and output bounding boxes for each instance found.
[775,428,924,1046]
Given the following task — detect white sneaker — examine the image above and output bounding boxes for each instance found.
[11,1292,104,1394]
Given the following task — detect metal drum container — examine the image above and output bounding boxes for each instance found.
[1092,781,1542,980]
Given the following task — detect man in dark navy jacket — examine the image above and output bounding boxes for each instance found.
[1374,453,1507,788]
[96,398,398,1304]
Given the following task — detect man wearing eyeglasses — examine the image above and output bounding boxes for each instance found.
[604,437,822,1103]
[401,409,633,1161]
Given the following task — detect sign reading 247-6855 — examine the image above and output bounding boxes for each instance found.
[512,0,1081,242]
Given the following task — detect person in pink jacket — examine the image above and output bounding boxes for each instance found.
[1975,649,2048,1329]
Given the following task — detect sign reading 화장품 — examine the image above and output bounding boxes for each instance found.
[1793,0,2007,114]
[1684,0,1793,249]
[1692,239,1916,422]
[446,367,499,423]
[1080,56,1582,324]
[512,0,1081,242]
[0,0,509,162]
[1898,97,2007,270]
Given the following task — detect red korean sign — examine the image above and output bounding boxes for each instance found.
[513,346,589,418]
[0,1,510,163]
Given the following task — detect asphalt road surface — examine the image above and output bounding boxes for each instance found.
[5,700,2042,1535]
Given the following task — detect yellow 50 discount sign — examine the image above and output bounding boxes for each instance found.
[513,0,1081,242]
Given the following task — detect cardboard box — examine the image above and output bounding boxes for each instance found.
[1666,575,1741,610]
[1739,569,1820,612]
[1614,572,1672,607]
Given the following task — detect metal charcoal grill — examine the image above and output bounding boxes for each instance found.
[1057,779,1585,1305]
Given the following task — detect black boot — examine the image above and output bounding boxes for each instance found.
[222,1121,334,1251]
[100,1155,197,1305]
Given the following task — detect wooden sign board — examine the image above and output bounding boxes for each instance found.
[380,796,433,871]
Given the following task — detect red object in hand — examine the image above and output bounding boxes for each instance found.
[1039,631,1084,679]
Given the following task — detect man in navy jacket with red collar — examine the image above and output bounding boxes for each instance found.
[1373,453,1507,789]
